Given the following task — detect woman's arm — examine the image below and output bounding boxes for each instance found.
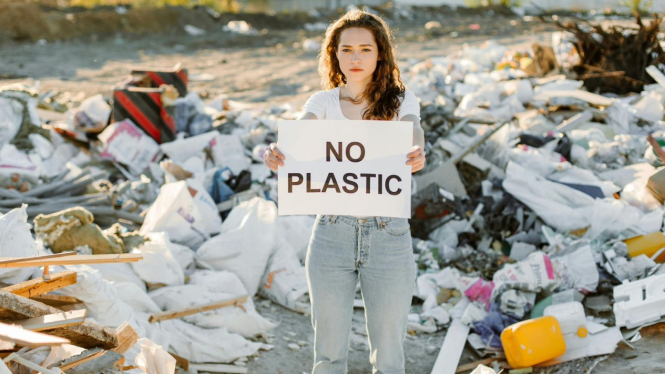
[298,112,319,120]
[402,114,426,173]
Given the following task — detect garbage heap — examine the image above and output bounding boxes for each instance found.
[0,15,664,374]
[402,16,665,373]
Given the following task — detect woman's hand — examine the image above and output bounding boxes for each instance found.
[406,145,426,174]
[263,143,286,172]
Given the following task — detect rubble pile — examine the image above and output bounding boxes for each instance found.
[0,13,664,374]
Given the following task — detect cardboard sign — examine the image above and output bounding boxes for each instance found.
[277,120,413,218]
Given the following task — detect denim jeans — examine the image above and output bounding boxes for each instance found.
[306,214,416,374]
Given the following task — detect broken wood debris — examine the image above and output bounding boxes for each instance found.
[0,290,117,349]
[11,309,86,332]
[0,322,70,348]
[149,294,249,323]
[1,270,77,298]
[110,322,139,355]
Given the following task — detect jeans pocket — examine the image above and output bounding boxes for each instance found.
[383,218,410,236]
[316,214,331,225]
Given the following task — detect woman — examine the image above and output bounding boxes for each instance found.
[263,9,426,374]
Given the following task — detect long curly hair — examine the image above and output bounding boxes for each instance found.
[319,9,405,121]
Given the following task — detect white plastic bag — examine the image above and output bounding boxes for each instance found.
[140,181,209,249]
[159,131,217,163]
[503,162,594,232]
[131,235,185,287]
[160,319,263,363]
[0,206,41,284]
[258,238,309,313]
[195,197,277,296]
[135,338,176,374]
[113,282,161,313]
[186,179,222,235]
[275,215,315,260]
[210,134,252,175]
[88,262,147,292]
[149,284,276,337]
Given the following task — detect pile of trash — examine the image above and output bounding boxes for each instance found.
[0,14,664,374]
[0,64,314,372]
[401,16,665,373]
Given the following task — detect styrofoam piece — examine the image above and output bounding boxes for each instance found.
[613,273,665,329]
[646,66,665,89]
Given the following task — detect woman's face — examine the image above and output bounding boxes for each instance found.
[336,27,379,85]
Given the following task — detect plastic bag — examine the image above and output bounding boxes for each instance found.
[131,234,185,287]
[210,134,252,175]
[149,284,276,337]
[0,205,41,284]
[258,238,309,313]
[160,319,264,363]
[186,179,222,235]
[140,181,209,250]
[135,338,176,374]
[503,162,593,232]
[195,197,276,296]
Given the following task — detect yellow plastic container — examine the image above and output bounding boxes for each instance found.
[501,316,566,369]
[624,231,665,263]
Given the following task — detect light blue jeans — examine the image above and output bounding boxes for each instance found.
[306,214,416,374]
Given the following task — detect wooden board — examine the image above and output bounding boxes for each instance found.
[30,294,82,307]
[149,295,248,323]
[0,290,118,349]
[0,322,70,348]
[431,319,470,374]
[0,252,76,266]
[189,363,248,374]
[169,352,190,371]
[2,271,77,298]
[0,254,143,268]
[110,322,139,355]
[12,309,86,332]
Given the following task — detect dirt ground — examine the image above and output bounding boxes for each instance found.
[1,6,663,374]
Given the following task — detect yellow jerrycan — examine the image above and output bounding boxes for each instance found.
[501,315,566,369]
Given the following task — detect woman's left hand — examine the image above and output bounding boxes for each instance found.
[406,145,426,173]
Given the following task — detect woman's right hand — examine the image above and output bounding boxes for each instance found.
[263,143,286,172]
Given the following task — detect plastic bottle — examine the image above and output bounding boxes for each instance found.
[544,301,588,352]
[624,231,665,263]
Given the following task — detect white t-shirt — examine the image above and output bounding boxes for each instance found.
[301,87,420,219]
[302,87,421,121]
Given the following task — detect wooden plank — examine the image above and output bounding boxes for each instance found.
[12,309,86,332]
[111,322,139,355]
[58,348,106,371]
[169,352,190,371]
[0,252,76,266]
[0,290,118,349]
[0,322,70,348]
[149,295,248,323]
[30,294,82,307]
[2,271,77,298]
[189,363,248,374]
[431,319,470,374]
[0,254,143,268]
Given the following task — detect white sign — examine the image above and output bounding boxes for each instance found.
[277,120,413,218]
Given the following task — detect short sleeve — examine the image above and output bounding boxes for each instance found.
[398,89,421,120]
[302,91,326,119]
